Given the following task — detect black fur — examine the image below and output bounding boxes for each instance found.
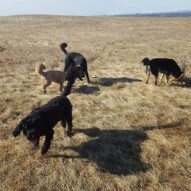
[62,63,85,96]
[12,95,73,155]
[141,57,184,85]
[60,42,91,83]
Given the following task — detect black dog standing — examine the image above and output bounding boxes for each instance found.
[60,42,91,83]
[12,95,73,155]
[141,57,184,85]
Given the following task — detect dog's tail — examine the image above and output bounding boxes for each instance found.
[35,63,46,75]
[60,43,68,55]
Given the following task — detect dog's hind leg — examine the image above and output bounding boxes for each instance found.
[41,129,54,155]
[159,74,164,85]
[165,74,170,86]
[61,119,66,128]
[65,111,73,137]
[154,75,159,85]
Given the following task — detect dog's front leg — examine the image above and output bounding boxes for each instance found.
[43,81,51,94]
[146,71,150,84]
[61,119,66,128]
[41,129,54,155]
[159,74,164,85]
[67,124,74,137]
[59,83,63,92]
[67,124,73,137]
[165,75,170,86]
[63,79,75,96]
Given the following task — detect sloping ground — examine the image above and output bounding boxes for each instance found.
[0,16,191,191]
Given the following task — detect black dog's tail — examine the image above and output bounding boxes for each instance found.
[60,42,68,55]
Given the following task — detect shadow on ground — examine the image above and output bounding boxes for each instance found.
[0,46,6,52]
[171,77,191,88]
[48,120,185,175]
[132,119,187,131]
[73,85,100,94]
[49,127,149,175]
[182,77,191,88]
[92,77,142,87]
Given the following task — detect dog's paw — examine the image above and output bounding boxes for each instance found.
[41,143,50,155]
[41,148,48,155]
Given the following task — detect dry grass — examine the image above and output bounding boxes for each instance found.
[0,15,191,191]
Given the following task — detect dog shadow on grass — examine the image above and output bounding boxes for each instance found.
[48,120,184,175]
[133,120,186,131]
[49,127,149,175]
[73,85,100,94]
[182,77,191,88]
[73,77,141,94]
[171,77,191,88]
[92,77,142,87]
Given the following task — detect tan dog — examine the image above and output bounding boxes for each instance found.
[35,63,67,94]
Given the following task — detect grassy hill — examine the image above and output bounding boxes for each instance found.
[0,15,191,191]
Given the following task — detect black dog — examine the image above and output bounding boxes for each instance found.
[12,95,73,155]
[63,63,83,95]
[60,42,91,83]
[141,57,184,85]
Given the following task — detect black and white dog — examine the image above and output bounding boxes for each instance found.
[141,57,184,85]
[12,94,73,155]
[60,42,91,83]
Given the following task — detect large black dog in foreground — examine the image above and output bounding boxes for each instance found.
[60,42,91,83]
[141,57,184,85]
[12,94,73,155]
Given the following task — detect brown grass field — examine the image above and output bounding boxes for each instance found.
[0,15,191,191]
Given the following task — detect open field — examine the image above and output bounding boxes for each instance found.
[0,16,191,191]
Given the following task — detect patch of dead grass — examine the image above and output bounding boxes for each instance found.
[0,16,191,191]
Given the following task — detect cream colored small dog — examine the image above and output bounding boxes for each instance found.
[35,63,67,94]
